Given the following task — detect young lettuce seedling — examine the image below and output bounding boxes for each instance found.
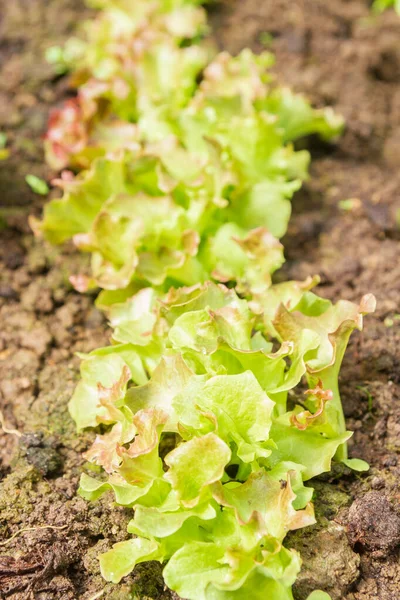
[72,283,374,599]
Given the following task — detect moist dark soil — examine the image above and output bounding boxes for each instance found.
[0,0,399,598]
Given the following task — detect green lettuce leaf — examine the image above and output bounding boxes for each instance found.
[164,433,231,508]
[211,469,315,539]
[100,537,162,584]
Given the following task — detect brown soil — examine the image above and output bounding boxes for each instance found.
[1,0,399,599]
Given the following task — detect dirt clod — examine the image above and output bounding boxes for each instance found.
[20,433,63,477]
[291,522,360,600]
[347,491,400,555]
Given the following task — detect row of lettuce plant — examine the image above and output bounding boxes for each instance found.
[35,1,375,598]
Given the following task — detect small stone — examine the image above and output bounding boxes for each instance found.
[371,477,385,490]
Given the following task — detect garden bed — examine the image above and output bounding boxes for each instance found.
[0,0,399,598]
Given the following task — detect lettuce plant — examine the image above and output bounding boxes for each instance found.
[43,0,211,170]
[42,0,340,172]
[36,0,375,598]
[34,0,342,296]
[72,283,374,598]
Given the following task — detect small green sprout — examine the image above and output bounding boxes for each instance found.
[356,385,374,412]
[342,458,370,472]
[339,198,361,211]
[259,31,274,47]
[26,174,49,196]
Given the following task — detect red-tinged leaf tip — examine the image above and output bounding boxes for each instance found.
[291,381,333,430]
[359,293,376,315]
[69,274,92,293]
[28,215,42,237]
